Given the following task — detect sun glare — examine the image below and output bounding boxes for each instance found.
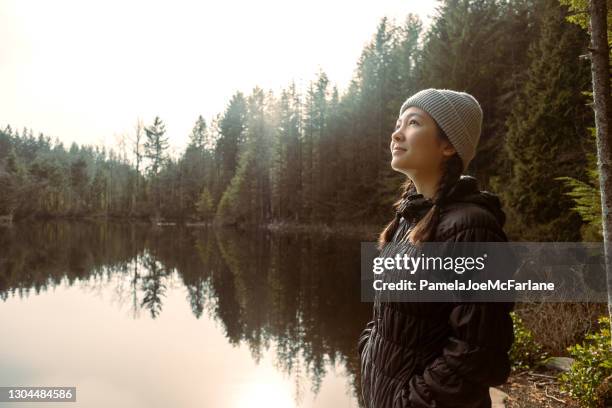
[232,379,296,408]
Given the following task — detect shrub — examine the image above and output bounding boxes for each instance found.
[509,311,548,371]
[514,302,607,356]
[560,316,612,407]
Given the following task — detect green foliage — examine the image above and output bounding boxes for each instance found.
[143,116,169,176]
[509,312,548,370]
[216,148,253,225]
[180,116,215,221]
[0,147,28,215]
[273,82,303,221]
[501,0,592,241]
[144,116,169,217]
[558,0,612,49]
[188,115,209,151]
[560,316,612,407]
[216,92,247,191]
[555,127,603,241]
[0,0,603,229]
[195,188,213,221]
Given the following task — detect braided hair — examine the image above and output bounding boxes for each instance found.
[377,126,463,250]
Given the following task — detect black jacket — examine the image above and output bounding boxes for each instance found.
[358,175,515,408]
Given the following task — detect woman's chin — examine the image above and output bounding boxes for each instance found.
[391,158,414,172]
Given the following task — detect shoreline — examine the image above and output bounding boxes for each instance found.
[264,220,383,240]
[2,215,384,240]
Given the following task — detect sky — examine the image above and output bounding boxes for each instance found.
[1,0,438,158]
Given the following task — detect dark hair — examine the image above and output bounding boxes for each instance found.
[377,125,463,250]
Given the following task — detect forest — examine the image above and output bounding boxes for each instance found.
[0,0,602,243]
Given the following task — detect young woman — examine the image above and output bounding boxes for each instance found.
[358,88,515,408]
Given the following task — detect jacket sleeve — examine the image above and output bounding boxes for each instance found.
[405,226,515,408]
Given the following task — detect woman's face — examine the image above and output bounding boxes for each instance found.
[390,106,455,174]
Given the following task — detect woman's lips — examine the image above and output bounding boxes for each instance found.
[392,147,407,155]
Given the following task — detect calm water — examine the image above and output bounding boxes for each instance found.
[0,221,373,408]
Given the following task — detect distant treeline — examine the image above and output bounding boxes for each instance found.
[0,0,597,241]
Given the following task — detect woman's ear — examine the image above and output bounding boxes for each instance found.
[441,141,456,158]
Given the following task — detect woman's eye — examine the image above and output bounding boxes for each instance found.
[409,119,418,125]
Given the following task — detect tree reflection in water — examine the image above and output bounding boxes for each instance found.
[0,221,373,407]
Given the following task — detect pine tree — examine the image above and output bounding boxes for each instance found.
[188,115,208,150]
[273,82,302,221]
[303,71,330,221]
[502,0,593,241]
[70,158,88,212]
[195,187,214,221]
[216,87,275,225]
[181,116,212,219]
[351,17,404,220]
[215,92,247,200]
[418,0,540,181]
[144,116,169,217]
[144,116,169,176]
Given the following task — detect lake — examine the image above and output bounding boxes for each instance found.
[0,221,373,408]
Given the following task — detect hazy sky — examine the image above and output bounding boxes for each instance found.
[1,0,438,157]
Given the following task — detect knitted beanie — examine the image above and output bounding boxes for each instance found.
[399,88,483,172]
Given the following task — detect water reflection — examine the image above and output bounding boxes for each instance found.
[0,221,373,407]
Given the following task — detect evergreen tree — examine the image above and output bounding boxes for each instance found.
[418,0,541,182]
[217,87,274,225]
[303,71,330,221]
[274,82,303,222]
[70,158,88,213]
[502,0,593,241]
[352,17,404,219]
[144,116,169,176]
[195,187,214,221]
[144,116,169,217]
[188,115,208,150]
[179,116,211,219]
[215,92,247,201]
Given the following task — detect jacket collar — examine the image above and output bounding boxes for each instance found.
[396,175,506,227]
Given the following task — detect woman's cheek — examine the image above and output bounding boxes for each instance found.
[410,135,437,162]
[392,149,417,169]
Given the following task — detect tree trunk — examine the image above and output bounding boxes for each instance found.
[589,0,612,345]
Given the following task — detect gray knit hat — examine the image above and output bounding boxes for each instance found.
[399,88,483,172]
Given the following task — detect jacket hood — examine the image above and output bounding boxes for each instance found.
[397,175,506,227]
